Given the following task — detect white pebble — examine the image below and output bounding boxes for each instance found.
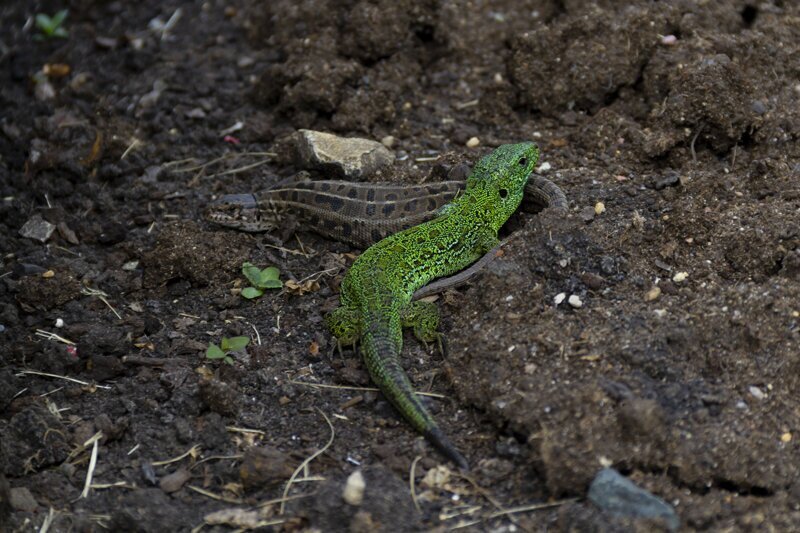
[661,34,678,46]
[381,135,395,148]
[466,136,480,148]
[55,318,64,328]
[554,292,566,305]
[342,470,365,505]
[568,294,583,308]
[537,162,551,172]
[749,386,766,400]
[672,271,688,282]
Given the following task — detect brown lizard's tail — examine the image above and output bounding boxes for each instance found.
[361,318,469,470]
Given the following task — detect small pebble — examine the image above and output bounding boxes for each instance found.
[381,135,395,148]
[749,386,766,400]
[343,470,366,505]
[466,136,480,148]
[580,206,596,223]
[781,432,792,443]
[42,270,55,278]
[594,202,606,215]
[122,260,139,271]
[493,72,503,83]
[186,107,206,119]
[645,287,661,301]
[653,309,667,318]
[537,162,551,172]
[661,34,678,46]
[568,295,583,308]
[19,215,56,242]
[672,271,688,283]
[554,292,566,306]
[55,318,64,328]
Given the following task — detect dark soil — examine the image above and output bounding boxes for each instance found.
[2,0,800,531]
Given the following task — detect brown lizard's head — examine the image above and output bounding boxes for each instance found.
[205,193,271,232]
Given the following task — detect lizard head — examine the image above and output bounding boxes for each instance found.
[205,193,271,232]
[466,142,540,229]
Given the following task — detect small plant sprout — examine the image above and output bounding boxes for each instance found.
[206,336,250,365]
[241,262,282,299]
[35,10,69,39]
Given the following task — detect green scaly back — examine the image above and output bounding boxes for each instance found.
[327,142,540,469]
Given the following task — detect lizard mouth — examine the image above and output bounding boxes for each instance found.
[205,193,258,226]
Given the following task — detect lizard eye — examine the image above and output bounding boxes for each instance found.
[518,157,528,167]
[498,188,508,199]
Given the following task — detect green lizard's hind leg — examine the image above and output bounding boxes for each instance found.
[401,301,445,354]
[325,306,360,353]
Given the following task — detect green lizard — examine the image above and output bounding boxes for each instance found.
[325,142,540,469]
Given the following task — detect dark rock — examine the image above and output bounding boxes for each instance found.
[159,467,191,493]
[588,468,679,531]
[239,446,294,491]
[9,487,38,512]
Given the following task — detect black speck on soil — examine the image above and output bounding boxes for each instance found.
[2,0,800,530]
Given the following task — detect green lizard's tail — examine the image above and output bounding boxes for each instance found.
[361,318,469,470]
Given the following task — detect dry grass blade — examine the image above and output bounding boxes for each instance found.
[410,455,423,514]
[80,431,102,498]
[288,379,445,399]
[17,369,112,390]
[487,498,579,518]
[152,444,201,466]
[81,286,122,319]
[187,485,243,505]
[39,507,57,533]
[34,329,75,344]
[280,408,335,515]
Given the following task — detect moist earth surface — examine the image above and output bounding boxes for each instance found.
[1,0,799,531]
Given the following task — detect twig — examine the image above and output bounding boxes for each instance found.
[280,409,335,514]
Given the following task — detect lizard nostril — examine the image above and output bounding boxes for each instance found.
[518,157,527,167]
[499,188,508,199]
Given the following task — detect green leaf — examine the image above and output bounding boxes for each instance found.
[260,279,283,289]
[260,266,280,281]
[53,26,68,38]
[206,344,225,359]
[223,356,234,365]
[221,336,249,352]
[52,9,68,27]
[241,286,263,299]
[35,14,53,32]
[241,262,262,286]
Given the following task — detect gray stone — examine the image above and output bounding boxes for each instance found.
[588,468,679,531]
[293,129,394,179]
[10,487,38,512]
[18,215,56,242]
